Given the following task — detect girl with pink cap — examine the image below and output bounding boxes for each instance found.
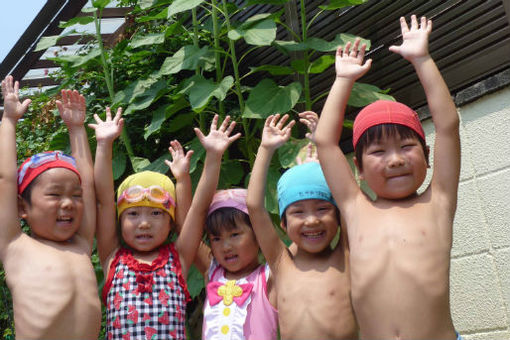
[194,188,278,340]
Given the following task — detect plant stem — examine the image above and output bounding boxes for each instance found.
[192,7,206,131]
[220,0,253,165]
[94,9,134,158]
[300,0,311,110]
[211,0,225,117]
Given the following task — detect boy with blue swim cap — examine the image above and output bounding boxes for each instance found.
[247,114,358,339]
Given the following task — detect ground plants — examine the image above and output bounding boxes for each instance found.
[1,0,392,337]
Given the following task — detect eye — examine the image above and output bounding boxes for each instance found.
[231,232,240,238]
[127,210,138,217]
[210,236,220,242]
[151,210,163,216]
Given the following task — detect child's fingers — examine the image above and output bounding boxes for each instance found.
[185,150,194,161]
[276,114,289,129]
[399,16,409,34]
[228,132,242,143]
[225,121,237,135]
[350,38,360,56]
[194,127,205,140]
[13,79,19,94]
[113,107,123,123]
[410,14,418,30]
[219,115,231,132]
[210,114,219,131]
[105,107,112,120]
[343,41,352,56]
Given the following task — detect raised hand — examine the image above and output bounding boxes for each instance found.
[195,114,241,155]
[56,89,86,129]
[165,140,193,180]
[88,107,124,143]
[1,75,31,121]
[335,38,372,81]
[298,110,318,143]
[389,15,432,63]
[260,114,295,150]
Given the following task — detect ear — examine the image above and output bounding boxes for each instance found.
[18,195,29,219]
[280,220,287,231]
[353,156,364,180]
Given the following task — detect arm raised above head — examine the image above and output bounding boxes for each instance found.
[88,107,124,265]
[390,15,460,213]
[246,114,294,272]
[315,39,371,211]
[57,90,96,250]
[176,115,241,278]
[0,76,31,257]
[165,140,193,233]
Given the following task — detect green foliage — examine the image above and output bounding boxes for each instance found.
[1,0,393,337]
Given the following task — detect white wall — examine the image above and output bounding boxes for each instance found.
[421,86,510,339]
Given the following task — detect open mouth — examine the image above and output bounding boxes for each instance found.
[56,216,73,225]
[302,230,325,240]
[136,234,153,241]
[224,254,238,263]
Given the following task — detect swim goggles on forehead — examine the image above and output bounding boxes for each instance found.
[117,185,175,207]
[17,151,77,186]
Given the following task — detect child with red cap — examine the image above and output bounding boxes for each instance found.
[90,108,240,339]
[315,15,462,339]
[0,75,101,339]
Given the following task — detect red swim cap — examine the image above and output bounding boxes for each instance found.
[17,151,81,194]
[352,100,425,149]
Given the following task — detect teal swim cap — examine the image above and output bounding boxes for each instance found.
[277,162,337,218]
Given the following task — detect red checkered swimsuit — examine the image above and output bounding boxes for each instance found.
[103,244,190,340]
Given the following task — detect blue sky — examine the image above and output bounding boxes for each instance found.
[0,1,47,63]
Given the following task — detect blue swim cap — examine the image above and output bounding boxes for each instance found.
[277,162,336,218]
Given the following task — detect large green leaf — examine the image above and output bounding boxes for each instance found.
[243,80,302,118]
[274,33,370,53]
[186,265,204,298]
[159,45,213,75]
[129,32,165,48]
[112,148,127,180]
[218,160,244,188]
[181,75,234,112]
[278,137,309,168]
[59,16,94,28]
[139,0,158,9]
[265,165,281,215]
[188,137,206,174]
[320,0,367,10]
[142,153,172,173]
[348,82,394,107]
[167,0,204,17]
[249,65,294,76]
[35,35,62,52]
[228,14,276,46]
[144,105,167,140]
[125,79,168,115]
[138,7,168,22]
[246,0,289,4]
[92,0,111,10]
[113,75,161,106]
[50,48,101,68]
[309,55,335,73]
[131,156,151,172]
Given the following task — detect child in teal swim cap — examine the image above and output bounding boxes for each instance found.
[247,113,358,339]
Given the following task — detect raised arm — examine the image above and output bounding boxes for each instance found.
[315,39,372,211]
[246,114,295,272]
[88,107,124,266]
[0,76,31,257]
[389,15,460,213]
[176,115,241,278]
[56,90,96,250]
[165,140,193,233]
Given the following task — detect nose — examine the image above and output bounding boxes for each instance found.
[222,239,233,252]
[387,151,405,168]
[60,197,74,210]
[138,219,151,229]
[304,213,319,226]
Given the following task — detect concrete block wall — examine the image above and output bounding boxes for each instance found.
[421,86,510,339]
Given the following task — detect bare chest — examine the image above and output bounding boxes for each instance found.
[4,237,101,338]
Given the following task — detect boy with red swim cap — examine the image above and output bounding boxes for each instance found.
[0,76,101,339]
[316,15,462,340]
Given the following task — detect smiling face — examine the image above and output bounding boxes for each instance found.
[19,168,84,242]
[120,206,171,254]
[208,219,260,280]
[357,131,428,200]
[282,199,339,254]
